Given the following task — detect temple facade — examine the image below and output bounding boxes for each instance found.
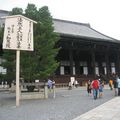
[53,19,120,83]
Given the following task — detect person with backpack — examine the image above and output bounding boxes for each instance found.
[91,78,100,100]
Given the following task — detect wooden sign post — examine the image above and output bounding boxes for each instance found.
[2,15,37,106]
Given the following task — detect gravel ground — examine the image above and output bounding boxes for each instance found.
[0,86,115,120]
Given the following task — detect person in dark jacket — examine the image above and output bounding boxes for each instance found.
[113,79,118,96]
[87,80,92,96]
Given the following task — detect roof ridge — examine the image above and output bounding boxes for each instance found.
[89,26,119,41]
[0,9,9,13]
[53,18,90,27]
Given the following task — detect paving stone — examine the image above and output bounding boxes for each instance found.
[0,86,115,120]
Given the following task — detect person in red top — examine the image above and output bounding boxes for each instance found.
[91,78,100,100]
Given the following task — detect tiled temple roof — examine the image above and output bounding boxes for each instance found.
[53,19,119,43]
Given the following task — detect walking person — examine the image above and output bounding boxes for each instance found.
[99,80,104,98]
[91,78,99,100]
[109,79,113,90]
[117,76,120,96]
[48,79,53,91]
[87,80,92,96]
[113,79,118,96]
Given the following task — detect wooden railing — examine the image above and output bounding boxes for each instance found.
[55,83,69,88]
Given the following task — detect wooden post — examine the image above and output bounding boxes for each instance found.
[116,51,120,75]
[53,85,55,99]
[16,50,20,106]
[69,49,73,75]
[105,51,110,78]
[44,83,48,99]
[91,45,96,77]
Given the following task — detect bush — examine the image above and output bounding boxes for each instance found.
[26,85,35,92]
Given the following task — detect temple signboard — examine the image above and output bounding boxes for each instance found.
[3,15,36,51]
[2,15,37,107]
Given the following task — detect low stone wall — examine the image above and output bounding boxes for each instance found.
[20,92,45,100]
[20,83,48,100]
[55,83,69,88]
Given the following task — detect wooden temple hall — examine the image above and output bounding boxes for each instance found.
[53,19,120,83]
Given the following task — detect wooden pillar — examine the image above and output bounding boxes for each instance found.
[87,57,92,75]
[116,51,120,75]
[75,51,80,75]
[91,45,96,77]
[98,61,103,75]
[69,49,73,75]
[105,50,110,77]
[75,61,80,75]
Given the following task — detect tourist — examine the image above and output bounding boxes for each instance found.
[113,79,118,96]
[109,79,113,90]
[87,80,92,96]
[117,76,120,96]
[68,81,72,90]
[48,79,53,90]
[99,80,104,98]
[74,80,79,88]
[91,78,99,100]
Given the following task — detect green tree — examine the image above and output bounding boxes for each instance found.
[33,6,60,79]
[25,4,38,20]
[0,27,16,85]
[1,50,16,85]
[0,28,4,82]
[21,5,60,81]
[10,7,23,15]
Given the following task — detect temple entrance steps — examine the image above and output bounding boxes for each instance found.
[52,75,94,86]
[52,74,111,86]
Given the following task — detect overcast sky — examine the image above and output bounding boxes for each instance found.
[0,0,120,40]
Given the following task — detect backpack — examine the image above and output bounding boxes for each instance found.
[92,80,99,89]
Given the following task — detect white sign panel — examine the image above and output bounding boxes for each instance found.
[3,15,35,51]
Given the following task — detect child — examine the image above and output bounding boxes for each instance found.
[99,80,104,98]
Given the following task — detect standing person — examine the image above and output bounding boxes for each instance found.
[109,79,113,90]
[74,80,78,88]
[99,80,104,98]
[91,78,99,100]
[68,81,72,90]
[113,79,118,96]
[52,80,55,87]
[87,80,92,96]
[48,79,53,91]
[117,76,120,96]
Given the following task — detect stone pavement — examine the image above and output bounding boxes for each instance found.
[73,97,120,120]
[0,85,118,120]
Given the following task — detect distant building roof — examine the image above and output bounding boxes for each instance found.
[0,10,9,27]
[0,9,9,17]
[0,9,9,13]
[53,19,119,43]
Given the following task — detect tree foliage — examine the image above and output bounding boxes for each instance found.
[0,28,16,85]
[22,5,60,81]
[10,7,23,15]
